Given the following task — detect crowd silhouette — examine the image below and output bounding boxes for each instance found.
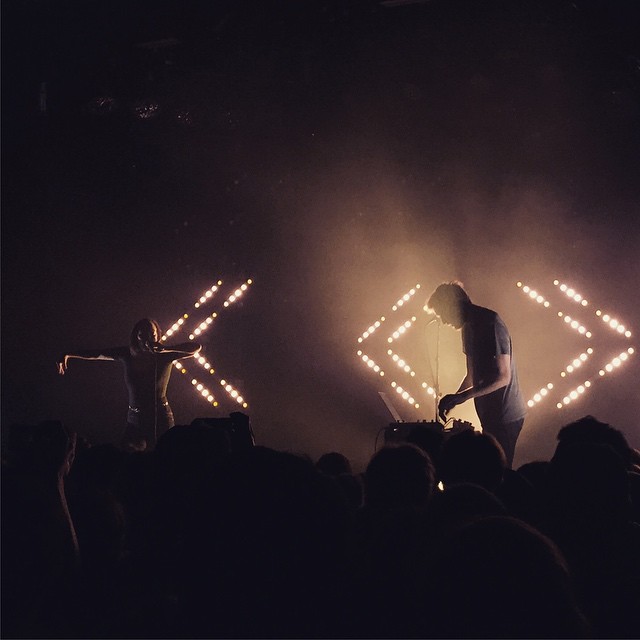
[2,414,639,638]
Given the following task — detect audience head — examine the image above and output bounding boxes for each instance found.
[429,516,590,638]
[549,439,631,527]
[364,444,435,510]
[316,451,352,476]
[439,429,506,492]
[557,414,633,470]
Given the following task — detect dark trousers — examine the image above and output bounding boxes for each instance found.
[481,418,524,469]
[121,402,175,451]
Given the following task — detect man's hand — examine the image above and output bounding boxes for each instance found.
[57,355,69,375]
[438,393,462,421]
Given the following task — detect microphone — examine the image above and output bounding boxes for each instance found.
[149,341,163,353]
[425,316,441,326]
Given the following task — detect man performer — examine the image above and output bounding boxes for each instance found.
[426,282,526,468]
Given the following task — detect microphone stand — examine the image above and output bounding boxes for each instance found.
[434,319,441,423]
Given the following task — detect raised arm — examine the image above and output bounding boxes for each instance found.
[56,348,123,375]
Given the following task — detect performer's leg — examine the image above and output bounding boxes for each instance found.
[482,419,524,469]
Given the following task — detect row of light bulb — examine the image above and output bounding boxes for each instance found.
[598,348,635,376]
[219,379,248,408]
[357,351,385,376]
[188,313,218,340]
[390,381,419,408]
[358,318,385,343]
[223,280,252,307]
[519,280,632,340]
[162,280,237,341]
[558,312,592,338]
[191,378,219,406]
[388,349,417,376]
[162,315,188,340]
[391,284,421,312]
[194,282,222,309]
[596,310,632,337]
[557,381,592,408]
[176,279,252,408]
[555,348,634,408]
[388,317,417,343]
[560,348,593,376]
[421,381,437,397]
[526,383,555,408]
[517,283,551,307]
[553,280,589,306]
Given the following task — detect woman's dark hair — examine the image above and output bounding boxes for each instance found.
[130,318,162,354]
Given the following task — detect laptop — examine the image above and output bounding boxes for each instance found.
[378,391,403,423]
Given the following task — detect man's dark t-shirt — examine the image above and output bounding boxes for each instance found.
[462,305,526,425]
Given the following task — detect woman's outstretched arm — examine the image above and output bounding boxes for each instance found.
[56,348,124,375]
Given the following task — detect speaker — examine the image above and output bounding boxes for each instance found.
[191,412,255,452]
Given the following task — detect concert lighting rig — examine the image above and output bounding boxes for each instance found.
[516,280,635,410]
[356,278,636,420]
[162,278,253,408]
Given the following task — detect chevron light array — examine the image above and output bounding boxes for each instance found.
[162,278,253,408]
[356,279,636,420]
